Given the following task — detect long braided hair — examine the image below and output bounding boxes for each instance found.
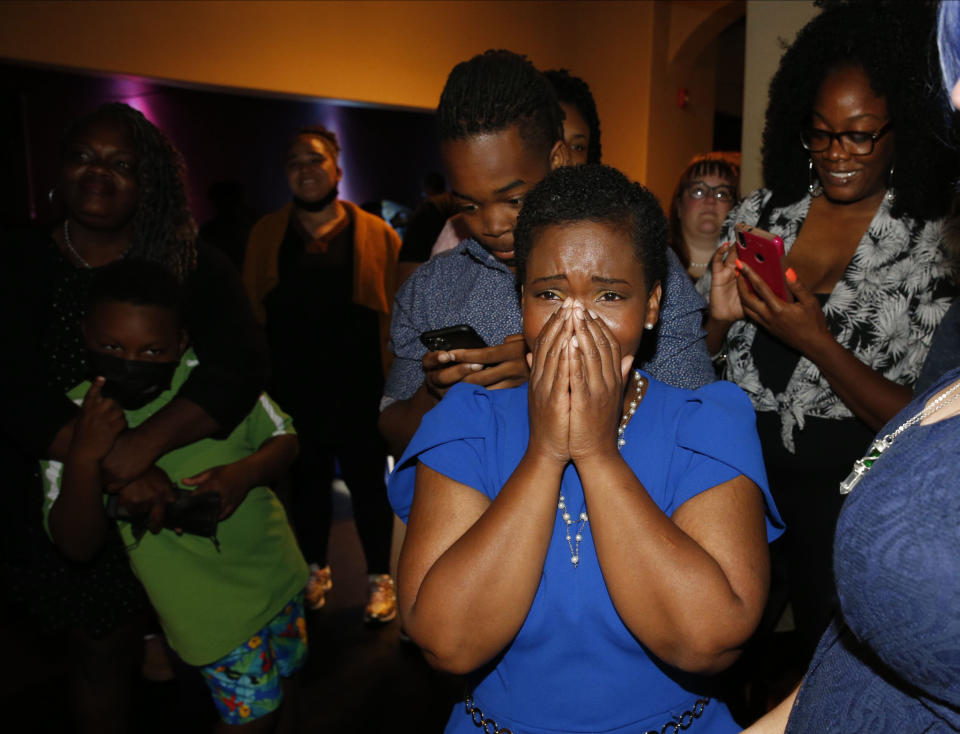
[61,103,198,281]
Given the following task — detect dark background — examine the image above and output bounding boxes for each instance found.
[0,60,444,232]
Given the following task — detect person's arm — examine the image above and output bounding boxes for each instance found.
[397,305,574,673]
[568,305,769,674]
[640,248,715,388]
[380,337,528,457]
[740,683,800,734]
[99,243,269,486]
[378,267,527,456]
[48,379,125,562]
[181,392,298,520]
[738,261,910,431]
[181,434,299,520]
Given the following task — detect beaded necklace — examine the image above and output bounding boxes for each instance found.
[558,370,646,567]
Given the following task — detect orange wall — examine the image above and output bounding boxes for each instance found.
[0,0,739,203]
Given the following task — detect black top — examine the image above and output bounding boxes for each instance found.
[263,212,383,436]
[398,193,460,264]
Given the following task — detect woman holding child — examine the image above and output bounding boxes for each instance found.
[0,103,267,732]
[389,164,783,734]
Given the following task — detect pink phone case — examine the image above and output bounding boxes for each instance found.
[734,223,787,300]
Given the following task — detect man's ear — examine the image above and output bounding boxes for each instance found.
[335,165,343,184]
[549,139,571,171]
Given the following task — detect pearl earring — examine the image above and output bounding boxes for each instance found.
[644,322,654,331]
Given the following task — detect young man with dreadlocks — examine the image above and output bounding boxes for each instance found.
[379,49,714,457]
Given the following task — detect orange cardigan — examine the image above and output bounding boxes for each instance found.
[242,201,401,375]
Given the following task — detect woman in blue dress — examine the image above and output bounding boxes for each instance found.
[388,164,783,734]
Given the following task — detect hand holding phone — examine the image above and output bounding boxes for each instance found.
[420,324,488,352]
[735,223,788,301]
[419,327,528,400]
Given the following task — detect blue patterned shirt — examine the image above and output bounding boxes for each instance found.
[382,238,713,405]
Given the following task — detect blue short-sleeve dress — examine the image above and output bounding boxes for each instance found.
[389,374,783,734]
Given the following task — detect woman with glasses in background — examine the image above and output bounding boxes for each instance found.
[698,2,957,674]
[668,154,740,280]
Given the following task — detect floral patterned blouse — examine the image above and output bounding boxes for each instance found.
[698,189,954,452]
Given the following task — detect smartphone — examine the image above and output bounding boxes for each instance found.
[420,324,488,352]
[734,222,788,300]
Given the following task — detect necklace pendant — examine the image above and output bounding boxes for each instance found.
[839,460,868,495]
[839,445,882,495]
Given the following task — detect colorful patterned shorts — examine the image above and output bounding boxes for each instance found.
[199,592,308,724]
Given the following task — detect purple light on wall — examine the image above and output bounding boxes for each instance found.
[312,102,360,205]
[107,76,159,124]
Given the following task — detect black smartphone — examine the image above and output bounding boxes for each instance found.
[420,324,488,352]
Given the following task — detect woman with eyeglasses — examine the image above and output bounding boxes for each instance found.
[668,154,740,280]
[698,3,957,670]
[743,3,960,731]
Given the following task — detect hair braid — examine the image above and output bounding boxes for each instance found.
[438,49,563,157]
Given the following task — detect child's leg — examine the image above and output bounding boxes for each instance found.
[200,594,308,733]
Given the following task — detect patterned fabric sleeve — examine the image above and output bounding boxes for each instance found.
[382,265,428,403]
[640,248,715,389]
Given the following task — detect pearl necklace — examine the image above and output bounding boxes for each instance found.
[63,220,93,269]
[840,378,960,494]
[559,370,646,567]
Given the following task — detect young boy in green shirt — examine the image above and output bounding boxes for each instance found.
[42,260,308,732]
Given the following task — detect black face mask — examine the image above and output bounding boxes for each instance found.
[293,184,339,212]
[87,351,179,410]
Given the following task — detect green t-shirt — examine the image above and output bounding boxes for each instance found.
[41,349,308,666]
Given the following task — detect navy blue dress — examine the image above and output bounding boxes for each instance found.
[787,366,960,731]
[389,375,783,734]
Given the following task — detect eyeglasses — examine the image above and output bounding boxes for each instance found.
[799,121,893,155]
[685,182,736,203]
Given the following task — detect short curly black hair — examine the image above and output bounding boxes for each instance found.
[762,0,955,221]
[437,49,563,157]
[62,103,198,282]
[514,164,668,291]
[544,69,602,164]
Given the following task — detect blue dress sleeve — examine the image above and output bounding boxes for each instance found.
[387,382,500,522]
[665,381,784,541]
